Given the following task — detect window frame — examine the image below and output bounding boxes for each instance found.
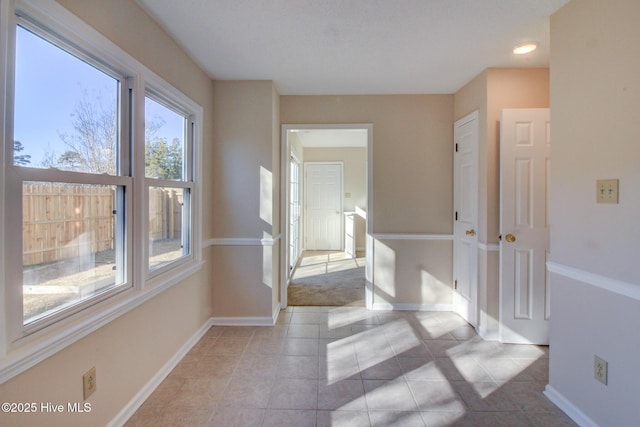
[143,90,195,276]
[0,0,203,384]
[9,18,134,338]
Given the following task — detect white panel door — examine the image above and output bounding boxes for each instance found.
[305,163,342,250]
[453,111,479,327]
[500,108,550,344]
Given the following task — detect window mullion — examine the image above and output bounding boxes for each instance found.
[116,78,133,290]
[132,78,147,290]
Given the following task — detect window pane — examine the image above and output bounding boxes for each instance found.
[145,97,185,180]
[22,182,124,325]
[149,187,187,270]
[14,26,119,174]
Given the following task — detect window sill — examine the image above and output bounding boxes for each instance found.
[0,259,204,384]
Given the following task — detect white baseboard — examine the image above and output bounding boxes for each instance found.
[108,318,215,427]
[477,324,499,342]
[211,315,276,326]
[543,384,599,427]
[372,303,453,312]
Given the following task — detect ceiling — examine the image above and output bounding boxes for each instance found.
[137,0,569,95]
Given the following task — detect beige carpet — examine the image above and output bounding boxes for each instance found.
[287,251,365,306]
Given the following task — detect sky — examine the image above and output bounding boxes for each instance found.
[13,25,183,168]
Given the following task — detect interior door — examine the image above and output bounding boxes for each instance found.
[305,163,342,250]
[500,108,550,344]
[453,111,479,327]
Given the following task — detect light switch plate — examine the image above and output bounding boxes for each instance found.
[596,179,619,204]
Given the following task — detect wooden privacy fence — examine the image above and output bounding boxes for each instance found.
[148,187,183,242]
[22,183,182,266]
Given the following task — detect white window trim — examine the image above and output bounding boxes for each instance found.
[0,0,203,384]
[143,89,197,277]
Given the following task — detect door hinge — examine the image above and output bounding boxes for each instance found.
[455,211,458,221]
[455,143,458,152]
[454,280,458,290]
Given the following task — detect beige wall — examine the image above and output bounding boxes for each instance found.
[282,95,453,234]
[453,68,549,338]
[373,239,452,306]
[211,80,281,318]
[212,81,278,239]
[271,85,281,310]
[281,95,454,306]
[303,147,367,248]
[548,1,640,425]
[0,1,214,426]
[212,245,273,317]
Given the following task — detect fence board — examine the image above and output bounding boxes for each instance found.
[22,183,181,266]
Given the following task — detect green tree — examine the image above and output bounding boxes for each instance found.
[145,137,183,180]
[13,140,31,166]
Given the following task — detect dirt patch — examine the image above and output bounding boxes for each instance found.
[22,239,182,323]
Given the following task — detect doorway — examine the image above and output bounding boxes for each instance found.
[281,125,373,308]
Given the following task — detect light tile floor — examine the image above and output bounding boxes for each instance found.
[125,307,576,427]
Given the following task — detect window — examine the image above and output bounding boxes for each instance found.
[12,23,131,331]
[1,0,202,382]
[144,96,193,271]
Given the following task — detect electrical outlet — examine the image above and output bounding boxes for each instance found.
[83,367,97,400]
[596,179,619,204]
[594,355,608,385]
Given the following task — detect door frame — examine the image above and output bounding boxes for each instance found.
[303,161,344,251]
[452,110,479,327]
[289,154,302,270]
[280,124,374,309]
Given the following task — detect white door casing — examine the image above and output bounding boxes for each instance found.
[304,162,343,251]
[499,108,550,344]
[289,157,301,268]
[453,111,479,327]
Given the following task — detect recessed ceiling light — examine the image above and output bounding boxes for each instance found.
[513,42,538,55]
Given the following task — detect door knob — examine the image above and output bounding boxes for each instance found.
[465,229,475,237]
[505,233,516,243]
